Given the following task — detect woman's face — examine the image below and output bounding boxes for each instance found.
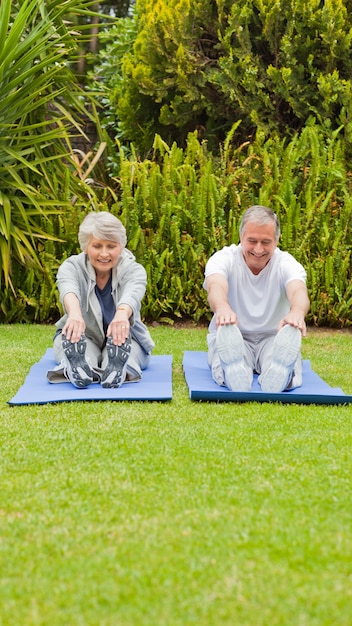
[85,236,121,275]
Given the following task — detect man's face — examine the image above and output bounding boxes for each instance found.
[240,221,278,275]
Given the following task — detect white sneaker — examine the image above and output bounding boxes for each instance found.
[260,325,302,393]
[216,324,252,392]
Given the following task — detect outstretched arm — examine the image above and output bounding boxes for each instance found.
[280,279,310,336]
[205,273,238,327]
[107,304,132,346]
[62,293,86,342]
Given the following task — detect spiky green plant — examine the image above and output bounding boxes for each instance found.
[0,0,102,291]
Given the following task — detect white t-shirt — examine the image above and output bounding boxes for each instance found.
[204,244,307,335]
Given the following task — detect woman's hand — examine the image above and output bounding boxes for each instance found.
[62,293,86,342]
[107,305,132,346]
[62,314,86,343]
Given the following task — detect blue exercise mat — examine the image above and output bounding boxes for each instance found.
[8,349,172,405]
[183,351,352,405]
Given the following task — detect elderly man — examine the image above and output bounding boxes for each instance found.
[204,205,310,393]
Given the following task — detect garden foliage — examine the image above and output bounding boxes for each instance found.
[2,125,351,327]
[115,125,352,326]
[0,0,103,293]
[91,0,352,153]
[1,0,351,327]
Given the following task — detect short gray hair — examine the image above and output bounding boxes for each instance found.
[239,205,281,241]
[78,211,127,251]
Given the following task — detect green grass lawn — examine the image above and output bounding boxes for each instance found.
[1,323,352,626]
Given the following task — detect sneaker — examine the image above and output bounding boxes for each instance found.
[260,325,302,393]
[101,335,132,388]
[62,333,93,388]
[216,324,252,392]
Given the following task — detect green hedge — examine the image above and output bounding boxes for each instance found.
[116,125,352,326]
[90,0,352,155]
[1,125,351,327]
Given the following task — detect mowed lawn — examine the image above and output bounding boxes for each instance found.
[1,323,352,626]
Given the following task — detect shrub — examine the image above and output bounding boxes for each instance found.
[1,125,351,327]
[90,0,352,154]
[110,124,352,326]
[0,0,103,293]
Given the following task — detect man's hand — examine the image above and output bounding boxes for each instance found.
[206,273,238,328]
[214,304,238,328]
[280,279,310,337]
[278,312,307,336]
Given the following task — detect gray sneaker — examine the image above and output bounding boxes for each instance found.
[62,333,93,388]
[101,335,132,388]
[260,325,302,393]
[216,324,252,392]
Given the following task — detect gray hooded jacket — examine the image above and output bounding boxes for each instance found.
[55,249,154,354]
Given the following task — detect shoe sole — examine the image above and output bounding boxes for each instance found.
[101,335,132,388]
[62,333,93,388]
[260,325,301,393]
[216,325,252,392]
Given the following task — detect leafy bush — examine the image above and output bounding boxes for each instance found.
[115,133,230,321]
[0,0,103,293]
[1,123,351,327]
[90,0,352,154]
[2,1,351,327]
[110,124,352,326]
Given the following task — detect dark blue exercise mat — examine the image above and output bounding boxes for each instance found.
[183,351,352,405]
[8,349,172,405]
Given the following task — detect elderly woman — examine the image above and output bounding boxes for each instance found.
[47,211,154,388]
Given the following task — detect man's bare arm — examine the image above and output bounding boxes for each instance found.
[280,279,310,336]
[206,274,238,327]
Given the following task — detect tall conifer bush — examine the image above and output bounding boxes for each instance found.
[90,0,352,153]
